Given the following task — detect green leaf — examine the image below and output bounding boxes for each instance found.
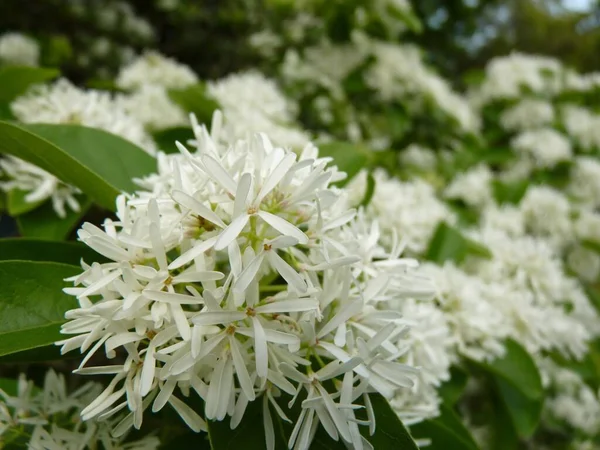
[208,397,286,450]
[492,179,529,205]
[426,222,491,264]
[476,339,544,438]
[16,197,91,240]
[439,366,469,405]
[0,66,59,106]
[0,378,19,395]
[208,393,418,450]
[361,393,418,449]
[168,83,219,125]
[426,222,468,264]
[0,260,79,357]
[6,188,45,216]
[411,404,480,450]
[153,127,194,154]
[0,122,155,210]
[0,237,104,265]
[318,141,373,186]
[0,345,68,363]
[582,239,600,255]
[359,171,376,207]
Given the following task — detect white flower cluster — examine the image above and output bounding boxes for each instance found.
[471,52,564,104]
[0,370,160,449]
[361,38,479,133]
[0,32,40,67]
[349,169,456,254]
[57,113,435,450]
[115,52,197,132]
[500,99,555,132]
[206,71,311,149]
[116,51,198,91]
[511,128,572,169]
[0,79,156,218]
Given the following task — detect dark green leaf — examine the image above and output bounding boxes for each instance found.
[0,237,104,265]
[411,404,480,450]
[0,122,155,210]
[361,394,419,450]
[492,179,529,205]
[0,66,59,105]
[0,260,80,357]
[318,141,373,186]
[426,222,468,264]
[476,339,544,438]
[207,396,287,450]
[582,239,600,255]
[439,366,469,405]
[359,171,376,207]
[6,188,45,216]
[168,83,219,125]
[0,344,68,363]
[153,127,194,154]
[16,196,91,240]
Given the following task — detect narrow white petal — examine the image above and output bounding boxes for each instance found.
[215,213,250,251]
[317,298,363,339]
[168,395,207,432]
[149,223,168,272]
[201,154,237,195]
[192,310,245,326]
[233,252,265,292]
[263,396,275,450]
[143,290,204,305]
[267,252,307,293]
[172,190,226,228]
[252,316,268,378]
[255,299,318,314]
[257,211,308,244]
[168,236,217,270]
[233,173,252,218]
[174,271,224,283]
[255,153,296,205]
[229,336,255,401]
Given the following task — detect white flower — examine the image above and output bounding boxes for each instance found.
[116,84,188,131]
[399,144,437,171]
[562,105,600,152]
[518,186,573,250]
[57,113,433,449]
[116,51,198,90]
[444,164,493,208]
[500,99,555,131]
[569,156,600,208]
[0,370,160,449]
[472,52,564,104]
[11,79,156,152]
[0,32,39,66]
[348,169,456,253]
[511,128,572,168]
[206,71,311,148]
[362,38,479,132]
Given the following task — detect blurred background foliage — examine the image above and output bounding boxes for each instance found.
[1,0,599,86]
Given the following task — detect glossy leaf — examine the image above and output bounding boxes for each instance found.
[318,141,373,186]
[478,339,544,438]
[16,196,91,240]
[0,122,155,210]
[439,366,469,405]
[6,188,45,216]
[411,404,480,450]
[0,237,104,265]
[153,127,194,154]
[168,83,219,125]
[0,66,59,112]
[0,260,79,357]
